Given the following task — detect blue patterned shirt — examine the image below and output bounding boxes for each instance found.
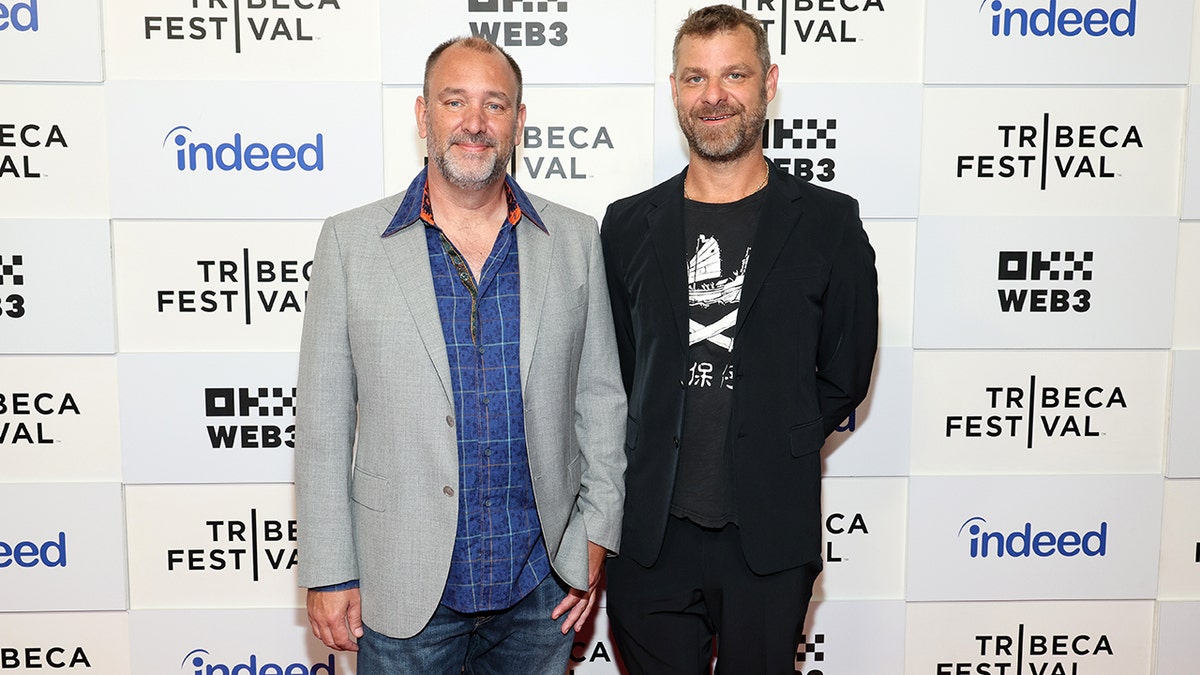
[381,168,551,613]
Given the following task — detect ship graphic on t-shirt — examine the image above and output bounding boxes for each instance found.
[687,234,749,351]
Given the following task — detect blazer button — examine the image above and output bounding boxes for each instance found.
[445,415,454,427]
[673,436,679,448]
[679,379,685,390]
[443,486,455,497]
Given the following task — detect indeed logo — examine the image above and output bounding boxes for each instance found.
[182,649,335,675]
[0,0,39,32]
[983,0,1136,37]
[958,517,1107,558]
[0,531,66,568]
[163,126,324,172]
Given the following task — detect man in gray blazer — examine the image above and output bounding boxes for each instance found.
[295,36,626,674]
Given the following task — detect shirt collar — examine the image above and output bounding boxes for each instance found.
[382,166,547,237]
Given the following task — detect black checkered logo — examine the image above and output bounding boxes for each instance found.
[795,632,824,674]
[997,251,1095,282]
[469,0,568,11]
[205,387,297,418]
[0,255,25,286]
[763,119,837,151]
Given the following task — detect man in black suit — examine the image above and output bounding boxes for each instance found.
[599,5,878,673]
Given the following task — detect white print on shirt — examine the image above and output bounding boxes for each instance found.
[687,234,749,352]
[688,361,736,389]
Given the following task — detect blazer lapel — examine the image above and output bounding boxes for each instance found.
[735,170,805,338]
[379,216,455,406]
[517,214,552,393]
[647,175,690,355]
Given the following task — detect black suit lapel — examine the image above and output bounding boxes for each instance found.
[735,170,805,339]
[646,173,690,355]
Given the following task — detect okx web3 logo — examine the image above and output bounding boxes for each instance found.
[959,516,1107,559]
[163,126,324,172]
[979,0,1137,38]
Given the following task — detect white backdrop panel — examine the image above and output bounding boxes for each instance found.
[128,608,353,675]
[821,346,913,478]
[1168,350,1200,477]
[904,600,1155,675]
[865,220,916,348]
[0,219,115,354]
[0,85,109,218]
[1157,478,1200,599]
[125,484,304,609]
[1156,601,1200,674]
[381,0,654,85]
[913,216,1178,348]
[0,611,130,673]
[383,85,656,224]
[906,474,1163,601]
[1174,222,1200,347]
[911,350,1168,475]
[654,0,925,83]
[0,0,103,82]
[106,81,383,219]
[653,83,923,218]
[0,355,121,482]
[798,600,906,674]
[924,0,1193,84]
[112,220,320,352]
[814,477,907,601]
[0,482,127,611]
[920,87,1185,216]
[120,353,299,485]
[104,0,382,81]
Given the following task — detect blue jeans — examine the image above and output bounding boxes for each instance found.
[357,573,574,675]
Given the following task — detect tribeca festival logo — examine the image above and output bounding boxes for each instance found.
[0,390,80,445]
[142,0,342,54]
[763,117,837,183]
[0,530,66,569]
[163,126,324,173]
[957,114,1143,189]
[204,385,296,450]
[181,649,335,675]
[0,254,25,320]
[0,0,38,32]
[958,516,1107,559]
[823,510,869,563]
[1,122,69,179]
[945,375,1126,447]
[467,0,569,48]
[795,632,825,674]
[997,250,1093,314]
[739,0,886,55]
[938,623,1115,675]
[1,646,91,670]
[978,0,1137,38]
[166,508,296,579]
[155,249,311,324]
[568,638,614,673]
[515,124,613,181]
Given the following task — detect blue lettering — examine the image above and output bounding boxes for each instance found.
[0,531,66,568]
[0,0,39,32]
[987,0,1136,38]
[163,127,325,173]
[958,517,1108,559]
[184,650,335,675]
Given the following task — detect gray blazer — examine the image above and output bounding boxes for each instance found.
[295,189,627,639]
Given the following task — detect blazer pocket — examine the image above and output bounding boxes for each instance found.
[788,418,825,458]
[549,283,587,316]
[351,465,388,512]
[624,415,639,450]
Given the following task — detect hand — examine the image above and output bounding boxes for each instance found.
[550,540,608,634]
[307,587,364,651]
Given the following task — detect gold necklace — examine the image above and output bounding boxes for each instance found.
[684,162,770,202]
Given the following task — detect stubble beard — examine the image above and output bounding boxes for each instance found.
[427,121,516,191]
[677,87,767,164]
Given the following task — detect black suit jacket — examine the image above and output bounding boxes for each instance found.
[600,163,878,575]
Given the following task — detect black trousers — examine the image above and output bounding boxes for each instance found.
[606,516,822,675]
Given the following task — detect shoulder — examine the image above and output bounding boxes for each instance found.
[773,167,859,219]
[323,192,407,238]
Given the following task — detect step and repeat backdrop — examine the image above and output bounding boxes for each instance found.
[2,1,1199,673]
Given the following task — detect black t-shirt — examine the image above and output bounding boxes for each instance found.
[670,187,766,528]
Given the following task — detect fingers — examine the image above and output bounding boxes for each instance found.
[307,589,361,652]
